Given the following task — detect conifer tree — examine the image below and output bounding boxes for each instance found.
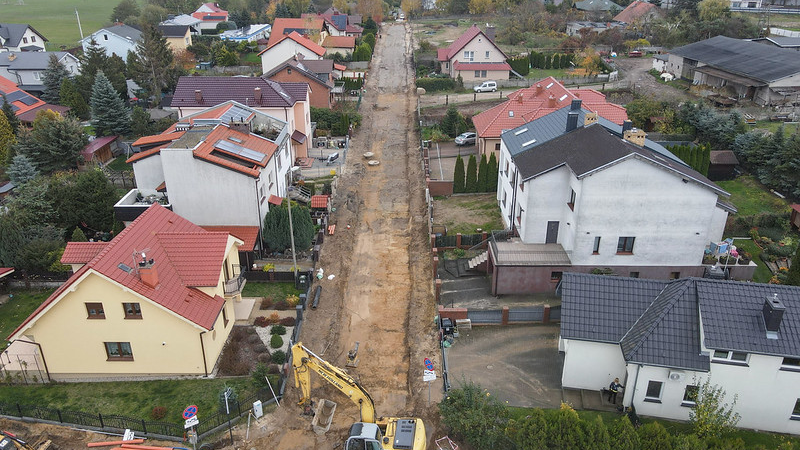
[465,154,478,192]
[128,24,177,104]
[7,154,38,185]
[453,154,465,194]
[130,106,153,138]
[262,201,315,252]
[2,94,20,134]
[0,111,15,167]
[41,53,71,104]
[487,152,498,192]
[91,71,131,137]
[14,110,87,174]
[70,227,89,242]
[477,153,488,192]
[60,78,90,120]
[609,416,640,450]
[787,245,800,286]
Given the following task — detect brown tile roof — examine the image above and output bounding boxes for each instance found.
[710,150,739,165]
[132,131,187,147]
[10,205,232,339]
[171,77,308,109]
[201,226,260,252]
[192,125,278,178]
[127,143,170,163]
[613,0,659,23]
[310,195,329,209]
[81,135,118,162]
[16,104,70,123]
[472,77,628,139]
[61,242,108,264]
[268,194,283,206]
[322,36,355,48]
[267,18,324,48]
[262,31,325,57]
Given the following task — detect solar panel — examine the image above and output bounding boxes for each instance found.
[19,96,37,106]
[219,104,252,123]
[215,139,265,163]
[5,91,27,102]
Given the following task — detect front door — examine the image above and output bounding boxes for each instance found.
[545,221,559,244]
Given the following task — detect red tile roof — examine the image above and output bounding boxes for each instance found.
[437,25,505,62]
[9,205,232,340]
[268,194,283,206]
[171,77,309,109]
[261,31,326,57]
[472,77,628,139]
[61,242,108,264]
[0,76,69,122]
[0,267,14,279]
[453,61,512,71]
[192,125,278,178]
[132,131,187,148]
[310,195,329,209]
[81,135,118,162]
[614,0,659,23]
[201,226,259,252]
[127,143,170,163]
[322,36,355,49]
[267,18,324,48]
[334,63,346,71]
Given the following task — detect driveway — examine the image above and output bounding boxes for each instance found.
[427,141,477,181]
[445,324,564,408]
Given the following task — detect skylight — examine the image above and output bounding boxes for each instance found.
[522,138,537,147]
[514,128,528,135]
[228,136,243,143]
[546,82,554,88]
[559,94,568,102]
[509,111,514,117]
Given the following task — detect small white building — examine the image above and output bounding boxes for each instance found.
[80,24,142,62]
[652,53,669,72]
[0,51,80,93]
[560,273,800,435]
[0,23,47,52]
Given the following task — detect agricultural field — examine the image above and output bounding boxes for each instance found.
[0,0,120,50]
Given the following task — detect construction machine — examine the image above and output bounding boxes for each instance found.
[291,342,427,450]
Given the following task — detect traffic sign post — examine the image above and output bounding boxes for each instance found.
[182,405,199,450]
[423,358,436,404]
[183,405,198,420]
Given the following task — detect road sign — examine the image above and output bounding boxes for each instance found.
[184,416,199,429]
[183,405,198,420]
[423,370,436,382]
[424,358,434,371]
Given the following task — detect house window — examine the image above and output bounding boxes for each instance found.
[670,271,681,279]
[123,302,142,319]
[593,237,601,254]
[104,34,109,40]
[567,189,576,210]
[629,271,640,278]
[268,172,274,188]
[260,184,266,198]
[185,37,190,45]
[485,51,490,59]
[287,68,292,74]
[463,51,474,62]
[504,161,509,176]
[86,303,105,319]
[516,206,523,225]
[644,380,663,402]
[105,342,133,361]
[22,37,28,44]
[792,399,800,420]
[495,143,501,151]
[481,70,487,78]
[502,190,507,208]
[519,182,524,192]
[550,271,562,281]
[682,385,698,407]
[31,36,36,42]
[223,304,229,327]
[617,237,635,254]
[474,70,481,78]
[277,153,282,169]
[712,350,748,364]
[782,357,800,371]
[33,72,41,81]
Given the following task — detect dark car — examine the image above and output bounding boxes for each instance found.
[455,132,476,146]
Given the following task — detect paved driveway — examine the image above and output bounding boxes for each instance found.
[445,324,564,408]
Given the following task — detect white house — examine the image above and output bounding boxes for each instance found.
[117,101,292,239]
[436,24,511,83]
[80,24,142,62]
[487,103,738,294]
[0,51,80,93]
[560,272,800,435]
[0,23,47,52]
[258,31,326,75]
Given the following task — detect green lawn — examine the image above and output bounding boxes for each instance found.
[733,239,773,283]
[527,68,570,80]
[0,0,125,50]
[241,281,301,300]
[433,193,504,235]
[716,175,790,216]
[0,377,273,425]
[106,155,132,171]
[0,289,54,344]
[753,121,800,134]
[240,52,261,65]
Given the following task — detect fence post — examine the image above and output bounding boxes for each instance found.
[99,413,104,428]
[432,256,439,279]
[445,95,448,105]
[482,231,488,249]
[430,234,436,249]
[543,305,551,324]
[57,409,63,423]
[501,306,509,325]
[456,233,462,248]
[142,419,147,434]
[16,403,22,417]
[435,279,442,304]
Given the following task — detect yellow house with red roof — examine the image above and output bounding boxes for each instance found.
[6,205,245,380]
[436,24,511,83]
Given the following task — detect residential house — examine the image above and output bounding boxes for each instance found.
[267,17,326,48]
[560,272,800,435]
[264,56,335,108]
[0,182,14,203]
[220,24,271,43]
[0,75,70,124]
[80,24,142,62]
[489,107,737,294]
[730,0,763,7]
[160,14,203,32]
[613,0,661,25]
[191,2,229,31]
[471,77,628,158]
[259,31,326,74]
[5,204,244,380]
[0,23,47,52]
[306,9,363,38]
[157,25,194,52]
[565,21,623,36]
[0,51,80,94]
[666,35,800,105]
[322,35,356,57]
[436,24,511,83]
[170,76,312,159]
[119,101,292,238]
[750,36,800,51]
[652,53,669,72]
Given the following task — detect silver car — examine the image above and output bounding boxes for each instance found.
[455,132,476,146]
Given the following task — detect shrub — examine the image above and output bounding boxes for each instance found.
[274,299,291,310]
[268,364,281,374]
[702,254,718,265]
[254,316,268,327]
[261,263,275,272]
[151,406,167,420]
[254,343,267,353]
[270,324,287,335]
[257,353,271,363]
[251,363,270,388]
[260,296,274,309]
[248,334,261,344]
[416,77,457,92]
[230,326,248,341]
[286,294,300,307]
[271,350,286,364]
[766,243,794,258]
[268,312,281,324]
[270,334,284,348]
[279,317,296,326]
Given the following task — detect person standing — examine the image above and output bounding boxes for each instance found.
[608,378,624,404]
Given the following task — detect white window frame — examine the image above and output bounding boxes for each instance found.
[463,51,474,62]
[792,398,800,420]
[485,50,490,59]
[712,350,748,365]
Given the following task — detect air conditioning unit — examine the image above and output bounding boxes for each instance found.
[669,371,685,381]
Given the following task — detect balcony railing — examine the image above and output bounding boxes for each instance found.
[224,274,246,295]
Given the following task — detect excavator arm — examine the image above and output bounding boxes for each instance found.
[291,342,377,424]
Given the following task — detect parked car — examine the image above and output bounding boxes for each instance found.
[628,51,643,57]
[455,132,476,146]
[473,81,497,93]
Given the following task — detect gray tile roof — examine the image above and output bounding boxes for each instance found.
[501,105,586,157]
[157,25,190,37]
[103,24,143,42]
[171,76,308,108]
[669,35,800,83]
[0,51,70,70]
[0,23,47,47]
[560,272,665,344]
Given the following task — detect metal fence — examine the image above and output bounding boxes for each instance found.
[434,234,457,248]
[466,307,556,324]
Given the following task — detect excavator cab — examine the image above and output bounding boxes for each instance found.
[345,423,383,450]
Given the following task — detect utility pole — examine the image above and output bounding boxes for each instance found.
[75,9,84,40]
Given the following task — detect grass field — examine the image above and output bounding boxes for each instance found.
[0,0,122,50]
[107,155,133,171]
[716,175,790,216]
[0,288,54,344]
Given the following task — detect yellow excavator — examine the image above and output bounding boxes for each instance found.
[291,342,427,450]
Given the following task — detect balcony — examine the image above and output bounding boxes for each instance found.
[114,189,172,223]
[224,274,246,296]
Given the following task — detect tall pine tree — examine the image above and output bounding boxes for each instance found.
[7,154,38,185]
[14,110,87,174]
[91,71,131,137]
[60,78,90,120]
[0,111,15,167]
[787,244,800,286]
[41,53,71,104]
[453,154,465,193]
[128,25,178,104]
[465,154,478,193]
[2,94,20,135]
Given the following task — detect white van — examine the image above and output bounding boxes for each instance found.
[473,81,497,92]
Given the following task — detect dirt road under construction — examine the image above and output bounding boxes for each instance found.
[250,22,442,448]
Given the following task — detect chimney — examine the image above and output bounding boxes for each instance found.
[254,87,262,102]
[566,111,579,132]
[194,89,203,103]
[228,119,250,133]
[570,98,582,111]
[623,128,646,147]
[138,253,159,288]
[584,112,598,126]
[763,293,785,338]
[622,120,633,132]
[536,84,543,95]
[548,95,557,108]
[516,93,523,104]
[485,26,496,43]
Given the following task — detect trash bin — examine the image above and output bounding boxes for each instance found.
[298,274,308,290]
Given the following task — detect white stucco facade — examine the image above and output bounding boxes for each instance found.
[440,35,503,78]
[260,40,323,74]
[0,26,46,52]
[81,29,139,62]
[560,338,626,390]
